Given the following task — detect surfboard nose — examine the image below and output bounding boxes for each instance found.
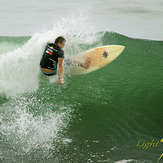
[118,45,125,53]
[121,45,125,49]
[119,45,125,49]
[105,45,125,51]
[121,45,125,50]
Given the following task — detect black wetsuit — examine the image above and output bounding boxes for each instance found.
[40,43,64,76]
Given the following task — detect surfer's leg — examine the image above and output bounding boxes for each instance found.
[72,57,91,68]
[64,58,74,66]
[84,57,91,68]
[65,57,91,68]
[73,60,85,67]
[64,58,84,67]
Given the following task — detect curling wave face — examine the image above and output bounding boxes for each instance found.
[0,15,163,162]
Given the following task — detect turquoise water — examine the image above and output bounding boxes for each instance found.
[0,26,162,162]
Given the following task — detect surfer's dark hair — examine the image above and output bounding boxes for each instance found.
[55,36,66,44]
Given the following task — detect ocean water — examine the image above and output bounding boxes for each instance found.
[0,1,163,163]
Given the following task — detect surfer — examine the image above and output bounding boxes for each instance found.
[40,36,91,84]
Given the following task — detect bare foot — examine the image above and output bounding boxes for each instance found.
[84,57,91,68]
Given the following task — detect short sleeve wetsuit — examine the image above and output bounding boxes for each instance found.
[40,43,64,76]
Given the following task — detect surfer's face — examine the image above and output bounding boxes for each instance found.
[58,41,65,49]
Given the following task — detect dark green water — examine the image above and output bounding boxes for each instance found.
[0,32,163,163]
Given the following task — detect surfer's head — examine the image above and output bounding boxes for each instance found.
[55,36,66,49]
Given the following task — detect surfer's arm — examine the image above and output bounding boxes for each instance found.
[58,58,63,84]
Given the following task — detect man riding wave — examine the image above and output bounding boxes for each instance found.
[40,36,91,84]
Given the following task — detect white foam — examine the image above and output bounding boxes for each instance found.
[114,160,136,163]
[0,14,100,97]
[0,42,20,54]
[0,97,72,155]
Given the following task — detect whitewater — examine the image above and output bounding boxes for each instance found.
[0,1,163,163]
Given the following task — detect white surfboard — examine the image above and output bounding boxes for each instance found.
[71,45,125,75]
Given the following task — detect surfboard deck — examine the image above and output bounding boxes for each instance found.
[71,45,125,75]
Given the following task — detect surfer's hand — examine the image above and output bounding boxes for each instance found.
[58,79,63,84]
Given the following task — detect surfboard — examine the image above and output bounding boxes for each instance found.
[71,45,125,75]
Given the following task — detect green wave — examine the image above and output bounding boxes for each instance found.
[0,31,162,162]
